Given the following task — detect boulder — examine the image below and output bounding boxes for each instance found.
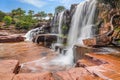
[33,34,57,47]
[73,45,94,62]
[13,72,54,80]
[0,60,19,73]
[73,45,106,62]
[0,35,24,43]
[83,35,111,47]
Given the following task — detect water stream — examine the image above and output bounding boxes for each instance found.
[57,11,64,43]
[55,0,97,65]
[23,0,97,72]
[68,0,97,46]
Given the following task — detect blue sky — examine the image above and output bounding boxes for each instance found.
[0,0,84,14]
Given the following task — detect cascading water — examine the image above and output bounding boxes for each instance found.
[23,0,97,71]
[52,0,97,65]
[57,11,64,43]
[24,25,45,41]
[68,0,97,46]
[51,11,65,52]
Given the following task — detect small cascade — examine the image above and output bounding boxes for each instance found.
[24,25,45,41]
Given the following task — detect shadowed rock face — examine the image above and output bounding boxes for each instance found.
[70,4,78,20]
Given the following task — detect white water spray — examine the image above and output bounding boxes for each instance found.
[52,0,97,66]
[23,0,97,68]
[57,11,64,43]
[24,25,45,41]
[68,0,97,46]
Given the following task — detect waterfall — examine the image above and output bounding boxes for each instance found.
[52,0,97,65]
[57,11,64,43]
[24,0,97,66]
[51,11,64,52]
[68,0,97,46]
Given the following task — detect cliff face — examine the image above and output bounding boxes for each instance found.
[83,0,120,46]
[94,0,120,46]
[97,0,120,25]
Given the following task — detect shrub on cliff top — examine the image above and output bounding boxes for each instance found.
[3,16,12,27]
[15,21,32,30]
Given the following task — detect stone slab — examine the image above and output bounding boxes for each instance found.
[0,35,24,43]
[56,68,101,80]
[0,73,15,80]
[0,60,19,73]
[13,72,54,80]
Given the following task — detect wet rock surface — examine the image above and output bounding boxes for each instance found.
[0,30,120,80]
[0,28,120,80]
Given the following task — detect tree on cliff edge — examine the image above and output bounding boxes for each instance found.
[55,6,66,14]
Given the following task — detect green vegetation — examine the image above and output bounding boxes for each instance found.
[0,11,6,22]
[37,11,47,21]
[0,8,54,30]
[3,16,12,27]
[98,0,120,8]
[55,6,65,13]
[62,25,69,35]
[0,5,65,30]
[47,13,53,21]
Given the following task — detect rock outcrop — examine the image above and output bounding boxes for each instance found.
[0,35,24,43]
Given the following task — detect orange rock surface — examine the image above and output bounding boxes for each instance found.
[0,42,57,63]
[76,53,120,80]
[13,72,54,80]
[0,60,19,73]
[0,73,15,80]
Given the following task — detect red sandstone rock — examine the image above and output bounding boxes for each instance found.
[0,73,15,80]
[75,59,96,67]
[0,60,19,73]
[82,53,120,80]
[0,35,24,43]
[13,72,54,80]
[99,23,111,35]
[83,38,97,46]
[56,68,101,80]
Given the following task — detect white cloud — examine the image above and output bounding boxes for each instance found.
[48,0,84,8]
[19,0,46,8]
[18,0,84,9]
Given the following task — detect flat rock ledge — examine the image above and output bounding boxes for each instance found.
[0,34,24,43]
[13,72,54,80]
[0,60,19,73]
